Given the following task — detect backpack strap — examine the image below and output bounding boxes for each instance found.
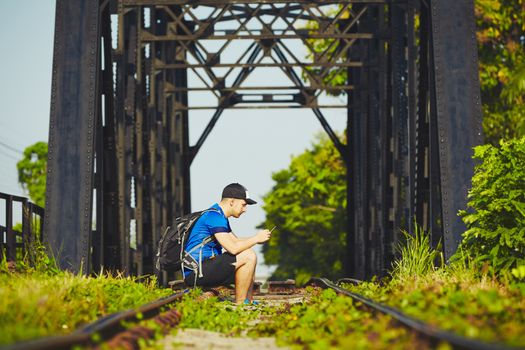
[181,207,222,284]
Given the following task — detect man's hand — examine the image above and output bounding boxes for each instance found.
[255,229,272,243]
[216,228,273,254]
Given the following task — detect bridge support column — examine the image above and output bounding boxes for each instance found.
[429,0,483,259]
[45,0,101,274]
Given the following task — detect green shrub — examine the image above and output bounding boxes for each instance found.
[459,137,525,279]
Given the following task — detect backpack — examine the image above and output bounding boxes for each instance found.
[154,209,218,274]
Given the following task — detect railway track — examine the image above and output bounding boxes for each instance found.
[308,277,518,350]
[2,278,520,350]
[3,292,186,350]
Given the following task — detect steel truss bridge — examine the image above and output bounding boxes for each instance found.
[44,0,482,280]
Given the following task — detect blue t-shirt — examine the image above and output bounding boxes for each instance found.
[183,203,231,276]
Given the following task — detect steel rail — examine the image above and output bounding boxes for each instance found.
[154,62,364,69]
[309,277,520,350]
[2,291,187,350]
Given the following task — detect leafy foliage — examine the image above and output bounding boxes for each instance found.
[476,0,525,97]
[17,141,48,207]
[482,103,525,144]
[259,134,347,285]
[458,137,525,279]
[476,0,525,144]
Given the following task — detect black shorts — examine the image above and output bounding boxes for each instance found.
[184,253,236,287]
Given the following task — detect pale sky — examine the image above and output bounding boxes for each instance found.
[0,1,347,277]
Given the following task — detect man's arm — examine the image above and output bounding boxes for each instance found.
[215,230,271,255]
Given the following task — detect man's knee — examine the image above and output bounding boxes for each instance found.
[237,248,257,265]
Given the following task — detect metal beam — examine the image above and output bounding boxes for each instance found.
[140,32,377,41]
[154,62,363,69]
[123,0,395,5]
[45,0,100,274]
[390,3,409,248]
[429,0,483,259]
[189,44,263,163]
[164,85,356,93]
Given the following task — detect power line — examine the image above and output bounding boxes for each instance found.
[0,123,29,150]
[0,148,20,161]
[0,121,28,141]
[0,140,23,154]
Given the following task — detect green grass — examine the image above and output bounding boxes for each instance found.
[0,269,172,345]
[0,235,172,345]
[390,224,443,282]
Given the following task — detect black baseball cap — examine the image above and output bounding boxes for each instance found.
[221,183,257,205]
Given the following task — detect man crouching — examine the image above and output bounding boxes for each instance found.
[183,183,272,304]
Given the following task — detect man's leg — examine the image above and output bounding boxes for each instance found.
[183,253,236,288]
[233,248,257,303]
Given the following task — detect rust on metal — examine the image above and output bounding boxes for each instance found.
[100,308,181,350]
[268,279,296,295]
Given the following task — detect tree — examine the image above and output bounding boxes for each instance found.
[476,0,525,145]
[259,134,347,285]
[17,142,48,207]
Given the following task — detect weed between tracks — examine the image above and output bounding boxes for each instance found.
[176,290,265,335]
[249,288,435,350]
[150,288,439,350]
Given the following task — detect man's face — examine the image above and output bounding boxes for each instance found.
[231,199,248,218]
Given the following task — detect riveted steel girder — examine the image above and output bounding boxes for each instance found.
[429,0,483,259]
[45,0,101,274]
[45,0,482,279]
